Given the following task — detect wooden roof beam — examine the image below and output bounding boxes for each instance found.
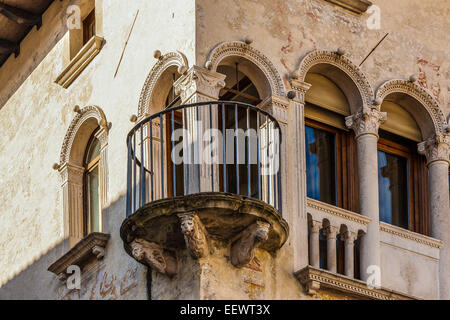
[0,2,42,29]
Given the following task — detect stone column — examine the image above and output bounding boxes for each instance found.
[326,226,338,273]
[344,231,356,278]
[309,220,321,268]
[290,79,312,270]
[418,133,450,299]
[345,106,386,282]
[174,66,226,194]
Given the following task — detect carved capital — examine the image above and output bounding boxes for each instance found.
[289,79,312,104]
[130,238,177,277]
[345,106,387,138]
[177,212,209,259]
[344,231,357,245]
[174,65,226,103]
[418,133,450,165]
[309,220,322,233]
[325,226,338,239]
[258,95,290,125]
[230,221,271,268]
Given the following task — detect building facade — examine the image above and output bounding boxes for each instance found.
[0,0,448,300]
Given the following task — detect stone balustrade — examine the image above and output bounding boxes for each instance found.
[306,198,371,279]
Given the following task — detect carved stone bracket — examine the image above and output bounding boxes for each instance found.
[48,232,110,281]
[230,221,271,268]
[130,238,177,277]
[178,212,209,259]
[174,65,226,103]
[418,133,450,165]
[345,106,387,138]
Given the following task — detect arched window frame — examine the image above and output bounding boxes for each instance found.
[58,106,109,247]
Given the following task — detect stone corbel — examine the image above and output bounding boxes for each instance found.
[177,212,209,259]
[130,238,177,277]
[173,65,226,103]
[418,133,450,165]
[230,221,271,268]
[345,105,387,138]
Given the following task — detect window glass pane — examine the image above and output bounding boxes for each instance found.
[377,150,408,229]
[85,138,100,165]
[305,125,336,205]
[88,165,100,232]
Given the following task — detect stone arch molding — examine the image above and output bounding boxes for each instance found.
[294,50,374,109]
[206,41,286,97]
[59,105,109,165]
[138,51,189,117]
[375,79,447,135]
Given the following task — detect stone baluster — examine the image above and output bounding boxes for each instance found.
[418,133,450,299]
[344,231,357,278]
[309,220,321,268]
[345,105,386,283]
[326,226,338,273]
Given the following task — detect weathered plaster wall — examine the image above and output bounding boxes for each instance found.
[0,0,195,299]
[196,0,449,116]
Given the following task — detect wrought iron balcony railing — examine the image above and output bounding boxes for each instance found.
[126,101,282,217]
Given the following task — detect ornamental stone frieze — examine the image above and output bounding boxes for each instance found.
[418,133,450,165]
[345,106,387,138]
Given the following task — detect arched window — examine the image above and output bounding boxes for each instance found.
[378,98,428,234]
[83,132,101,234]
[304,73,359,212]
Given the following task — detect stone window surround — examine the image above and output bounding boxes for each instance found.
[55,0,104,89]
[56,105,110,248]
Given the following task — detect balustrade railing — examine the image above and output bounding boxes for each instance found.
[126,101,282,217]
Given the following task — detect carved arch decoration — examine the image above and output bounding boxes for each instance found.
[138,51,189,117]
[206,41,286,97]
[59,105,109,165]
[294,50,374,112]
[58,105,110,247]
[375,79,447,137]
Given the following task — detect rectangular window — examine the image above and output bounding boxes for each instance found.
[377,149,409,229]
[377,131,429,234]
[305,125,337,205]
[305,116,359,212]
[83,8,96,45]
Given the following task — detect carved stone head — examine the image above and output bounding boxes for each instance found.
[178,213,196,235]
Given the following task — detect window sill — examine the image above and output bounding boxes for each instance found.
[294,266,417,300]
[48,232,110,281]
[325,0,372,14]
[55,35,104,89]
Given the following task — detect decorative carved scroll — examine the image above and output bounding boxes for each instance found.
[130,238,177,277]
[230,221,271,268]
[178,212,209,259]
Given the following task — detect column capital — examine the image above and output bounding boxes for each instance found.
[344,231,357,243]
[258,95,290,125]
[174,65,226,103]
[289,79,312,104]
[325,225,339,238]
[418,133,450,165]
[345,106,387,139]
[309,220,322,232]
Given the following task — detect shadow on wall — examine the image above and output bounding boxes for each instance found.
[0,193,148,300]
